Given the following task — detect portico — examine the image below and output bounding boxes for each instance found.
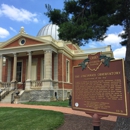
[0,34,58,91]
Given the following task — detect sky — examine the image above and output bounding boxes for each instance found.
[0,0,126,59]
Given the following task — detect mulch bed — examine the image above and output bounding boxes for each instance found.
[57,114,116,130]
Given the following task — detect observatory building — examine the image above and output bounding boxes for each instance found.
[0,24,113,102]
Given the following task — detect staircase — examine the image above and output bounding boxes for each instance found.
[0,91,14,103]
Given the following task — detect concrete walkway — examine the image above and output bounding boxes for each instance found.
[0,103,117,122]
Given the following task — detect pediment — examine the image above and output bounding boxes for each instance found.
[0,34,45,49]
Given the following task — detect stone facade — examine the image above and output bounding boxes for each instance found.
[19,89,71,102]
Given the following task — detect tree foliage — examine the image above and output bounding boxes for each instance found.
[45,0,128,46]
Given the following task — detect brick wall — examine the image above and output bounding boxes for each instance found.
[64,83,73,89]
[58,53,73,89]
[72,59,83,66]
[58,83,72,89]
[2,61,7,82]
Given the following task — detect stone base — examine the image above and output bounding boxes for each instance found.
[25,81,31,90]
[14,96,20,104]
[10,82,17,91]
[53,82,58,89]
[19,89,72,102]
[42,79,53,89]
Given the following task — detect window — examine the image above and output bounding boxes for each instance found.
[16,62,22,82]
[66,60,70,82]
[19,38,26,45]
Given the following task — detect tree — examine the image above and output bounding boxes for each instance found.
[45,0,130,129]
[45,0,121,45]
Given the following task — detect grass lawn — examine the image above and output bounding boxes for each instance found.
[23,100,69,107]
[0,107,64,130]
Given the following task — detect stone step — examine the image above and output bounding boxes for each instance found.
[1,91,14,103]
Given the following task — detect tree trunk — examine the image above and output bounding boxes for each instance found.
[125,28,130,93]
[113,28,130,130]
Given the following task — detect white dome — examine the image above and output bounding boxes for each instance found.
[37,24,59,40]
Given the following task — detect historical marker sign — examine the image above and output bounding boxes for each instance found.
[72,52,129,116]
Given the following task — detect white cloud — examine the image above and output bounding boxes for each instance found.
[0,27,10,38]
[0,4,38,23]
[33,18,38,23]
[119,30,125,34]
[109,25,115,28]
[10,27,16,33]
[113,47,126,59]
[101,33,123,46]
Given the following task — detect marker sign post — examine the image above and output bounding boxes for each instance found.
[72,52,130,130]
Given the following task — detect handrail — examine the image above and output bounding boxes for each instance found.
[2,82,11,88]
[0,81,17,102]
[11,91,15,104]
[0,89,9,101]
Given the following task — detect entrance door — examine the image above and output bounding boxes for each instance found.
[16,62,22,82]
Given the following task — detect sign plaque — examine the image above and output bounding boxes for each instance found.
[72,52,129,116]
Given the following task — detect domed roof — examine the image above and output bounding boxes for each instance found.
[37,24,59,40]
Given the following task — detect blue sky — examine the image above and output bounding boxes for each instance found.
[0,0,126,59]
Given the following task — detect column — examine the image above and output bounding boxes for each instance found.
[12,53,17,82]
[42,49,53,89]
[25,51,32,90]
[27,51,32,81]
[53,53,58,89]
[44,50,52,79]
[7,58,11,82]
[11,53,17,90]
[0,55,3,82]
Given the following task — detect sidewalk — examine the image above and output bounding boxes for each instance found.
[0,103,117,122]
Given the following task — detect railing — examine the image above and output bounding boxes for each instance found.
[2,82,11,90]
[1,81,17,90]
[11,91,16,103]
[0,82,11,101]
[31,80,42,89]
[0,81,18,102]
[0,90,9,101]
[30,80,58,89]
